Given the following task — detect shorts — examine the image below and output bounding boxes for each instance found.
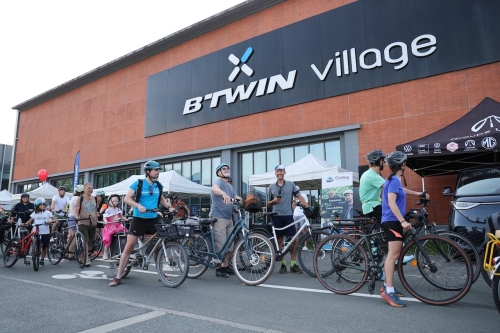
[293,215,306,229]
[271,215,296,239]
[381,221,404,242]
[40,234,50,248]
[97,222,105,229]
[128,217,158,236]
[367,205,382,222]
[78,224,97,243]
[212,217,233,252]
[68,217,77,232]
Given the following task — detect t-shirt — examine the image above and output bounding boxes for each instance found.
[268,180,300,216]
[359,168,385,214]
[69,196,79,218]
[209,179,237,219]
[77,195,98,226]
[104,207,123,223]
[130,179,163,219]
[381,176,406,223]
[51,195,71,214]
[30,211,53,235]
[293,195,308,217]
[97,199,108,221]
[13,202,35,223]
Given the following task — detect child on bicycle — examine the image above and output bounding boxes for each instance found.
[26,198,56,267]
[102,194,126,260]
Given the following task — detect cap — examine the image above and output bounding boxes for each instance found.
[275,165,285,170]
[343,189,353,196]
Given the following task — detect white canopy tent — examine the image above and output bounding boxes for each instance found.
[0,189,13,209]
[248,153,359,189]
[11,183,71,202]
[93,170,211,198]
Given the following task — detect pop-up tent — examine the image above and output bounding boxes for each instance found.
[11,183,67,201]
[93,170,211,198]
[396,97,500,177]
[248,153,359,189]
[0,189,13,209]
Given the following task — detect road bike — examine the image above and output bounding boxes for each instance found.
[313,219,473,305]
[107,211,190,288]
[182,199,275,286]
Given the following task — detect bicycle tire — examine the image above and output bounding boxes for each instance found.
[398,235,472,305]
[75,232,87,269]
[233,233,275,286]
[3,237,20,268]
[437,231,480,284]
[109,258,132,279]
[480,250,496,287]
[493,269,500,314]
[313,235,369,295]
[32,236,40,271]
[181,233,209,279]
[297,230,331,277]
[156,240,189,288]
[47,232,64,265]
[1,228,12,254]
[89,232,103,260]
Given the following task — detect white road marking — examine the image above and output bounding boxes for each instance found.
[78,311,165,333]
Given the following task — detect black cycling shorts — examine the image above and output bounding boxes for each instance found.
[368,205,382,223]
[381,221,404,242]
[128,217,158,236]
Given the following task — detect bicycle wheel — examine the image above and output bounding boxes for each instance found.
[493,270,500,314]
[313,235,369,295]
[47,232,65,265]
[156,240,189,288]
[181,233,209,279]
[437,231,480,283]
[109,256,132,279]
[32,236,40,271]
[89,232,103,260]
[233,233,275,286]
[1,228,12,254]
[398,235,472,305]
[75,232,87,269]
[3,237,20,268]
[297,230,330,277]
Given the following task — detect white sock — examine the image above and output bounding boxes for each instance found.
[384,282,388,288]
[386,286,395,294]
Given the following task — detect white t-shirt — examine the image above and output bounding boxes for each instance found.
[293,195,309,217]
[69,196,80,217]
[52,195,71,214]
[30,211,53,235]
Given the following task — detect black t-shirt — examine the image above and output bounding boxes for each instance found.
[12,202,35,223]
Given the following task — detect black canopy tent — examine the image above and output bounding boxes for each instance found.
[396,97,500,177]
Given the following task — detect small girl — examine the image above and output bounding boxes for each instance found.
[26,198,56,267]
[102,194,126,259]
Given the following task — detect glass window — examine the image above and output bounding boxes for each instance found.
[103,173,109,187]
[109,172,118,185]
[192,160,201,184]
[201,159,211,186]
[173,163,181,174]
[254,151,265,174]
[280,147,293,167]
[266,149,279,172]
[310,143,324,159]
[294,145,308,161]
[164,164,172,171]
[182,162,191,180]
[241,153,252,194]
[325,140,341,166]
[212,157,220,174]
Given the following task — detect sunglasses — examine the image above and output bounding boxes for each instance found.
[149,185,155,196]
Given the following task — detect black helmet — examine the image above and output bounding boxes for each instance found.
[366,150,386,164]
[385,151,407,168]
[21,193,30,198]
[58,186,67,191]
[144,160,161,172]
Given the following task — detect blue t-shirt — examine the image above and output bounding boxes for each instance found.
[130,179,162,219]
[209,179,237,219]
[381,176,406,223]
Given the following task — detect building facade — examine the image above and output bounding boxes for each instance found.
[0,144,12,191]
[11,0,500,222]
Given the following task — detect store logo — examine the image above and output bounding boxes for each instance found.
[228,47,254,82]
[434,143,440,148]
[471,115,500,132]
[481,137,497,149]
[446,142,459,152]
[403,145,412,153]
[465,140,475,147]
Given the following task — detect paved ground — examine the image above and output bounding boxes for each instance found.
[0,254,498,333]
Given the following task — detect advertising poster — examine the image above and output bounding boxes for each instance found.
[321,173,354,227]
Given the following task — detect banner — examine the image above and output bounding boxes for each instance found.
[320,173,354,227]
[73,151,80,191]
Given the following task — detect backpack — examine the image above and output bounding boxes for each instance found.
[134,179,164,208]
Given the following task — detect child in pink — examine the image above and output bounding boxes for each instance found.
[102,194,126,259]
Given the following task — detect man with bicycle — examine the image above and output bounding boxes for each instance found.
[74,182,98,267]
[51,186,71,234]
[109,160,172,287]
[268,165,309,274]
[359,150,387,222]
[210,163,242,278]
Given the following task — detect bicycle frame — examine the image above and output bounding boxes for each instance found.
[269,215,312,256]
[15,227,39,259]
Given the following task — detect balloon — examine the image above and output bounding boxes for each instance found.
[38,169,49,182]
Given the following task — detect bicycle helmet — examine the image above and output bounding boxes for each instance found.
[143,160,161,172]
[34,198,46,207]
[215,163,230,177]
[385,151,407,168]
[21,193,30,199]
[95,190,105,197]
[58,186,67,191]
[75,184,84,193]
[366,150,386,164]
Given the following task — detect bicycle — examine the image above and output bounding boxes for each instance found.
[107,210,190,288]
[3,221,55,271]
[1,211,32,254]
[483,231,500,313]
[182,199,276,286]
[313,219,473,306]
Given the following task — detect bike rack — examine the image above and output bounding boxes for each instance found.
[484,233,500,276]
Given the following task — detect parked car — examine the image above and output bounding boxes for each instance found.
[443,166,500,248]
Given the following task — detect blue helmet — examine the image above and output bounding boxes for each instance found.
[215,163,229,176]
[34,198,46,207]
[144,160,161,172]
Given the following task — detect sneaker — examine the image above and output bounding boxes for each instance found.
[216,268,229,278]
[290,264,303,274]
[225,266,235,275]
[102,255,109,260]
[39,261,44,267]
[302,246,309,251]
[395,255,415,265]
[380,285,405,297]
[67,256,77,262]
[85,261,91,267]
[109,277,121,287]
[381,291,405,307]
[279,263,287,274]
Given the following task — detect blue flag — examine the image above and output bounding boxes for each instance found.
[73,151,80,190]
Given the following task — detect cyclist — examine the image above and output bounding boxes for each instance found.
[51,186,71,234]
[268,165,309,274]
[65,184,84,261]
[209,163,242,278]
[359,150,386,222]
[95,190,108,235]
[109,160,172,287]
[10,193,35,233]
[26,198,57,267]
[74,182,98,267]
